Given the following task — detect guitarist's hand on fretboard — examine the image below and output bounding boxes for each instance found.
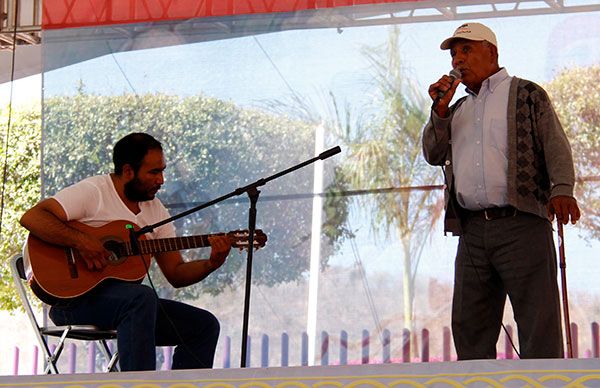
[207,235,232,271]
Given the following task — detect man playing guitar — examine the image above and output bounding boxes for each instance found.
[20,132,233,371]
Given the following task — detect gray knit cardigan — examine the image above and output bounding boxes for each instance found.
[422,77,575,235]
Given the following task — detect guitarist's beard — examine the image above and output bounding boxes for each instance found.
[124,176,158,202]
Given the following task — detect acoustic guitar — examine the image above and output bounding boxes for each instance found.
[25,220,267,304]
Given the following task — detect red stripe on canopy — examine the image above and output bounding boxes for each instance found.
[42,0,423,29]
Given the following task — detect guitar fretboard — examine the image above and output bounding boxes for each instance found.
[120,233,225,256]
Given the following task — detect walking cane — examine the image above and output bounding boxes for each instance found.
[557,220,573,358]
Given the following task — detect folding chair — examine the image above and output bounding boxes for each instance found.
[10,254,119,374]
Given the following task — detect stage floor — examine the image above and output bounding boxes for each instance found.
[2,358,600,387]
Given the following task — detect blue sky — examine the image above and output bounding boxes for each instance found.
[36,12,600,103]
[5,12,599,108]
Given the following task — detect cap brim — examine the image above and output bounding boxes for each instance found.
[440,37,455,50]
[440,36,488,50]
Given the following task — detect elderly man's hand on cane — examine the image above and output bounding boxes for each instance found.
[550,196,581,359]
[548,195,580,225]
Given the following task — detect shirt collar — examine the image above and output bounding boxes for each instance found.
[466,67,510,96]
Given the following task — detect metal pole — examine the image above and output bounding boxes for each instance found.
[557,221,573,358]
[306,123,325,365]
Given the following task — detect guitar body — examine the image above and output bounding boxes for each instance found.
[25,220,267,304]
[26,220,151,303]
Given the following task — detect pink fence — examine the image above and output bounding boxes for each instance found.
[9,322,600,374]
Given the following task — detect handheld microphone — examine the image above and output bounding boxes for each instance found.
[433,68,462,107]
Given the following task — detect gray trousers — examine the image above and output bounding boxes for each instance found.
[452,211,563,360]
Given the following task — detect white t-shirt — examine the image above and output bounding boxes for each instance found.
[52,174,176,240]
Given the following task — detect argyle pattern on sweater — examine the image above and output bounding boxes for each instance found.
[515,81,551,204]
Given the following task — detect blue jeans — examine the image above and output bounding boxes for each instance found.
[49,281,220,371]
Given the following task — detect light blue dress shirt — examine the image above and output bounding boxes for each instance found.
[451,68,512,210]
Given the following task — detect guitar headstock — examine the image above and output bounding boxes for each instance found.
[227,229,268,250]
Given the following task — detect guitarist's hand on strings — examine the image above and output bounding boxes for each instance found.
[207,235,231,271]
[18,198,109,272]
[75,233,109,271]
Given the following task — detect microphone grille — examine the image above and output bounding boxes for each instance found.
[449,68,462,79]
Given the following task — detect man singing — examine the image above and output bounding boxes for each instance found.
[422,22,580,359]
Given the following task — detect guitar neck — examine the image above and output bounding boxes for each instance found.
[124,233,222,256]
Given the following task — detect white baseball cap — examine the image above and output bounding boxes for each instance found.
[440,22,498,50]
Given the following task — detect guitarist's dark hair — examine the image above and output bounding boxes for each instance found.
[113,132,163,175]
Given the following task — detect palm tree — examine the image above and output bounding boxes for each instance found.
[264,25,445,356]
[327,26,443,348]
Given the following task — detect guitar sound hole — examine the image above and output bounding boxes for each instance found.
[103,240,125,265]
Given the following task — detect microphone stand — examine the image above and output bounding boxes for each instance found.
[134,146,341,368]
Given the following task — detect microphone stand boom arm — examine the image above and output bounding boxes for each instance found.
[134,146,341,368]
[135,146,341,237]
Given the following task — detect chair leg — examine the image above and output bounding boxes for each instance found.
[98,339,120,372]
[42,344,59,374]
[106,352,120,372]
[43,328,70,374]
[35,332,59,374]
[42,343,62,374]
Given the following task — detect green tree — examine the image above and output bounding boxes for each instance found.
[1,92,330,309]
[324,27,443,339]
[0,103,42,310]
[41,92,322,299]
[545,65,600,239]
[269,27,445,349]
